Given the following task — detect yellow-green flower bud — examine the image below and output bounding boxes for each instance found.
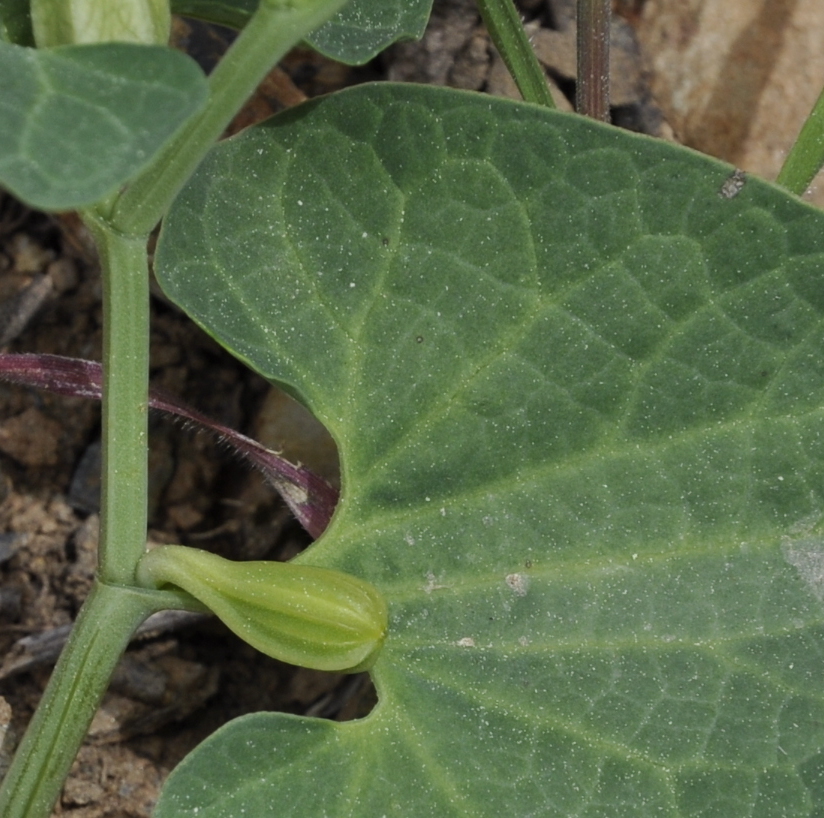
[136,545,388,672]
[31,0,171,47]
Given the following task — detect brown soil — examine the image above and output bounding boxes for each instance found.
[0,194,375,816]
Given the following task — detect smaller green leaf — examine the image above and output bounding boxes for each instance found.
[0,41,207,210]
[307,0,434,64]
[136,545,388,672]
[170,0,255,31]
[171,0,435,66]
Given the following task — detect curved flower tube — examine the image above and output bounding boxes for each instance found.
[136,545,388,672]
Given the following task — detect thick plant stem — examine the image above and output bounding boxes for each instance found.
[85,218,150,585]
[476,0,555,108]
[777,84,824,196]
[1,2,351,814]
[0,582,157,818]
[108,0,348,236]
[576,0,610,120]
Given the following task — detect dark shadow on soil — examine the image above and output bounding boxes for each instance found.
[694,0,799,164]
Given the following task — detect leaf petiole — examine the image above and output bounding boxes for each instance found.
[475,0,555,108]
[108,0,349,235]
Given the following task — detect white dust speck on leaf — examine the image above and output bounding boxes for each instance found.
[782,537,824,603]
[788,511,822,537]
[423,572,447,593]
[456,637,475,647]
[505,573,529,597]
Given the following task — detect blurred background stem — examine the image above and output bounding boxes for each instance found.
[576,0,611,120]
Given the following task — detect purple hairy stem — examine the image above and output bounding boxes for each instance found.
[0,353,338,539]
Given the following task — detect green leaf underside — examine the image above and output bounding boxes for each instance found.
[0,41,207,210]
[173,0,434,66]
[307,0,434,65]
[155,84,824,816]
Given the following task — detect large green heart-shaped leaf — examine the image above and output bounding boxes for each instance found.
[0,41,207,210]
[172,0,433,65]
[154,84,824,816]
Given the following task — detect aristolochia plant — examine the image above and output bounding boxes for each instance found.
[2,0,824,816]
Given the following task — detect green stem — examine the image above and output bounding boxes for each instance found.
[0,3,351,814]
[84,217,150,585]
[476,0,555,108]
[0,582,156,818]
[776,84,824,196]
[108,0,348,236]
[576,0,610,120]
[0,209,154,818]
